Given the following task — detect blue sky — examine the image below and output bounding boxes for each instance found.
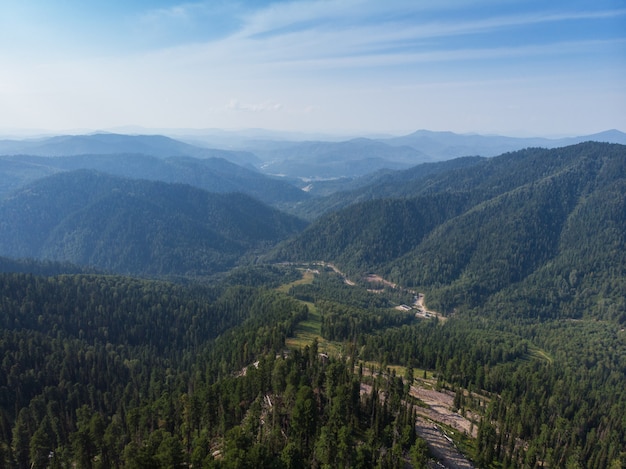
[1,0,624,136]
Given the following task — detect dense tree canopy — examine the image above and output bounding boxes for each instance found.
[0,142,625,468]
[0,269,431,468]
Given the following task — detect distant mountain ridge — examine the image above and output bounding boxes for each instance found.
[286,129,626,216]
[0,171,307,276]
[0,132,261,167]
[255,138,431,178]
[235,128,626,178]
[0,153,308,207]
[1,128,624,182]
[379,128,626,159]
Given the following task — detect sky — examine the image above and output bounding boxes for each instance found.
[0,0,625,137]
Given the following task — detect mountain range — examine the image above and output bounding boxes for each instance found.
[231,128,626,178]
[0,132,261,167]
[2,138,625,294]
[379,128,626,159]
[2,129,624,180]
[271,141,626,322]
[1,134,625,468]
[0,153,308,207]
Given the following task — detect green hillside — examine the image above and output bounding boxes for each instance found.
[0,270,433,469]
[272,142,626,321]
[293,142,618,220]
[263,142,626,467]
[0,170,307,276]
[292,156,484,219]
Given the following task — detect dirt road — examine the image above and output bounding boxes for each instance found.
[409,383,477,468]
[415,418,475,469]
[410,385,477,437]
[361,379,477,468]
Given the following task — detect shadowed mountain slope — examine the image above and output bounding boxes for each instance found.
[0,170,307,276]
[0,153,308,207]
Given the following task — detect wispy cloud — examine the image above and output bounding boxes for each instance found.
[153,1,624,69]
[1,0,623,134]
[232,1,626,45]
[134,1,246,46]
[140,1,229,25]
[254,38,626,71]
[227,99,283,112]
[145,1,624,79]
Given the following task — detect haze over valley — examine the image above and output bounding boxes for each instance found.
[1,1,625,467]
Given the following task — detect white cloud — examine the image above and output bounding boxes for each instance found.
[227,99,283,112]
[139,2,218,25]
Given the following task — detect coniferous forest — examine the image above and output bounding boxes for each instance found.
[0,141,624,468]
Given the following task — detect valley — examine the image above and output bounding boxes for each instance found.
[0,136,624,467]
[2,0,624,465]
[278,264,503,467]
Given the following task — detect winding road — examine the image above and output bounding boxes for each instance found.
[299,262,476,468]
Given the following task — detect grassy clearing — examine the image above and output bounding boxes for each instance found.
[285,300,341,355]
[278,269,342,355]
[285,300,320,347]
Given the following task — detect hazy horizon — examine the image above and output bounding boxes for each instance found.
[1,1,625,137]
[1,126,625,143]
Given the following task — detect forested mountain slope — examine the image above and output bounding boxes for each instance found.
[293,156,484,219]
[1,263,623,468]
[0,170,307,276]
[297,141,618,220]
[0,154,308,206]
[272,142,626,321]
[0,142,624,469]
[0,256,99,276]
